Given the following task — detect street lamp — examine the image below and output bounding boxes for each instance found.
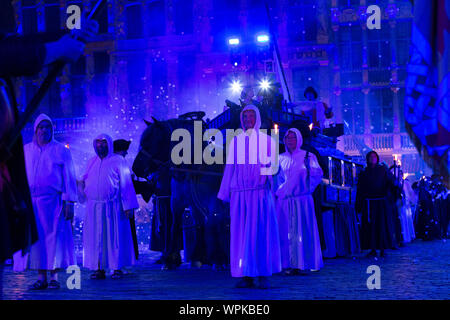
[228,37,240,46]
[256,33,270,44]
[259,78,271,91]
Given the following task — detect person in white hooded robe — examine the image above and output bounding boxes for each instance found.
[218,105,281,289]
[79,133,139,279]
[14,113,77,290]
[400,178,416,243]
[276,128,324,274]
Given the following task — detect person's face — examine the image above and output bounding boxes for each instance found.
[306,92,315,101]
[36,120,52,145]
[368,153,378,166]
[285,131,297,153]
[242,110,256,130]
[95,139,108,159]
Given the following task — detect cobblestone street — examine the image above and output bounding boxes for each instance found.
[1,239,449,300]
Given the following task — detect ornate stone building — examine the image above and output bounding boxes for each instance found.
[14,0,428,175]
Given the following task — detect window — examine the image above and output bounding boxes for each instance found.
[367,28,391,69]
[339,25,363,86]
[92,52,110,97]
[127,55,146,118]
[211,0,240,50]
[338,0,361,6]
[151,60,168,119]
[287,1,317,44]
[177,53,196,105]
[70,57,86,117]
[174,0,193,35]
[368,88,394,133]
[341,90,364,134]
[147,1,166,37]
[396,20,412,66]
[22,7,38,35]
[126,4,143,39]
[292,67,319,101]
[44,2,60,32]
[97,2,109,34]
[397,88,406,132]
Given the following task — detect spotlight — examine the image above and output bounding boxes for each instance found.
[256,34,269,44]
[259,78,271,91]
[230,80,242,94]
[228,37,240,46]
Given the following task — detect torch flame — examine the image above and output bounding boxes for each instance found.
[309,123,313,131]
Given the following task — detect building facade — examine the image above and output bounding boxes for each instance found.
[14,0,428,175]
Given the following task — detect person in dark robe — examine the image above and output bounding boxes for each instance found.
[148,168,183,270]
[355,151,399,258]
[113,139,131,158]
[414,178,439,240]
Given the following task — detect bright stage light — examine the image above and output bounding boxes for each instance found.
[256,34,269,43]
[228,38,240,46]
[230,80,242,94]
[259,79,271,91]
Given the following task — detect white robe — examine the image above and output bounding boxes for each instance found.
[81,134,139,270]
[276,128,324,271]
[14,114,77,271]
[218,105,281,278]
[400,179,416,243]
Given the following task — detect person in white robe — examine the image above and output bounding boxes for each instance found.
[276,128,324,274]
[400,178,416,243]
[14,113,77,290]
[218,105,281,289]
[80,133,138,279]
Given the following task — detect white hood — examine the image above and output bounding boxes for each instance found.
[283,127,303,154]
[93,133,114,158]
[240,104,261,131]
[33,113,54,141]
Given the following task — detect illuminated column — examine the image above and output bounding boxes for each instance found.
[387,0,401,152]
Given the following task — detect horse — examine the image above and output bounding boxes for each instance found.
[132,112,230,269]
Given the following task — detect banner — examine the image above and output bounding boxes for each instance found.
[404,0,450,187]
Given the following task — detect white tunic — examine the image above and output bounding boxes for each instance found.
[81,133,138,270]
[14,113,77,271]
[218,105,281,277]
[400,179,416,243]
[276,128,324,270]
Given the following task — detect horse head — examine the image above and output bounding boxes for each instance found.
[132,118,171,178]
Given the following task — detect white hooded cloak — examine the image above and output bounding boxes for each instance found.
[81,133,138,270]
[218,105,281,277]
[14,113,77,271]
[400,179,416,243]
[276,128,324,270]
